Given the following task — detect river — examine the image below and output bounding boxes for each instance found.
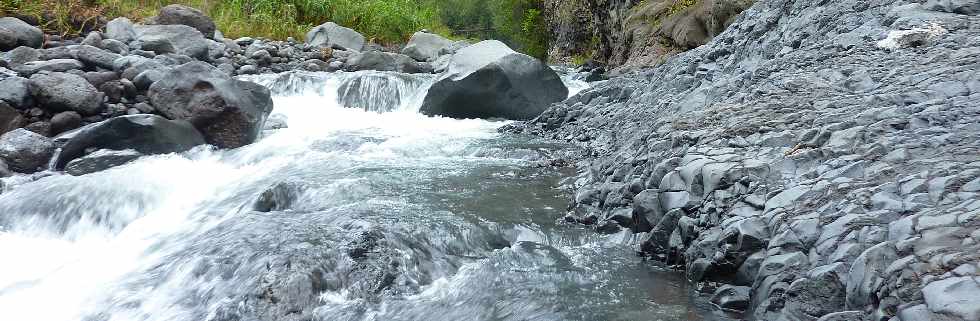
[0,69,716,321]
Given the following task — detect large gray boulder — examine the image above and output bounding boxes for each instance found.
[0,17,43,51]
[419,40,567,120]
[156,4,216,39]
[134,25,209,59]
[53,114,205,169]
[148,61,273,148]
[105,17,137,43]
[402,31,453,62]
[305,22,365,51]
[0,128,54,173]
[28,72,104,115]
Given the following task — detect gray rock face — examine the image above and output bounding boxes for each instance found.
[64,149,143,176]
[0,76,31,109]
[0,128,54,173]
[14,59,85,76]
[922,277,980,320]
[53,114,205,169]
[101,39,129,55]
[305,22,365,51]
[419,40,568,120]
[134,25,210,59]
[28,72,104,115]
[156,4,216,39]
[148,61,273,148]
[105,17,137,43]
[631,189,664,232]
[845,242,897,310]
[402,31,453,61]
[0,17,43,50]
[925,0,980,15]
[72,45,122,70]
[344,51,424,73]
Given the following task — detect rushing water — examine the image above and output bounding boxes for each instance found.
[0,69,715,321]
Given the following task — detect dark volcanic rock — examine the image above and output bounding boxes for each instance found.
[253,181,305,212]
[156,4,217,39]
[72,45,122,70]
[148,61,273,148]
[344,51,425,73]
[50,111,82,135]
[64,149,143,176]
[0,128,54,173]
[1,46,40,67]
[0,17,43,50]
[28,72,104,115]
[134,25,209,60]
[14,59,85,76]
[0,102,25,135]
[419,40,567,120]
[54,114,205,169]
[0,76,31,109]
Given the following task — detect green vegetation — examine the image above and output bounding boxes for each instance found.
[0,0,552,59]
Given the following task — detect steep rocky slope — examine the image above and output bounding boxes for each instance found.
[515,0,980,319]
[543,0,754,73]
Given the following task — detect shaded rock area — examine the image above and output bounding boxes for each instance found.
[513,0,980,320]
[543,0,755,74]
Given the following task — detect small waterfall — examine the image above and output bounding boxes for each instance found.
[242,71,437,113]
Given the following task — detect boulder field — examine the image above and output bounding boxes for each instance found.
[0,4,570,178]
[509,0,980,320]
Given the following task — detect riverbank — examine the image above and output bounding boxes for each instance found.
[0,3,575,178]
[513,0,980,320]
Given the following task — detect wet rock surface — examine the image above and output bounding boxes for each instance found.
[515,0,980,320]
[54,114,205,169]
